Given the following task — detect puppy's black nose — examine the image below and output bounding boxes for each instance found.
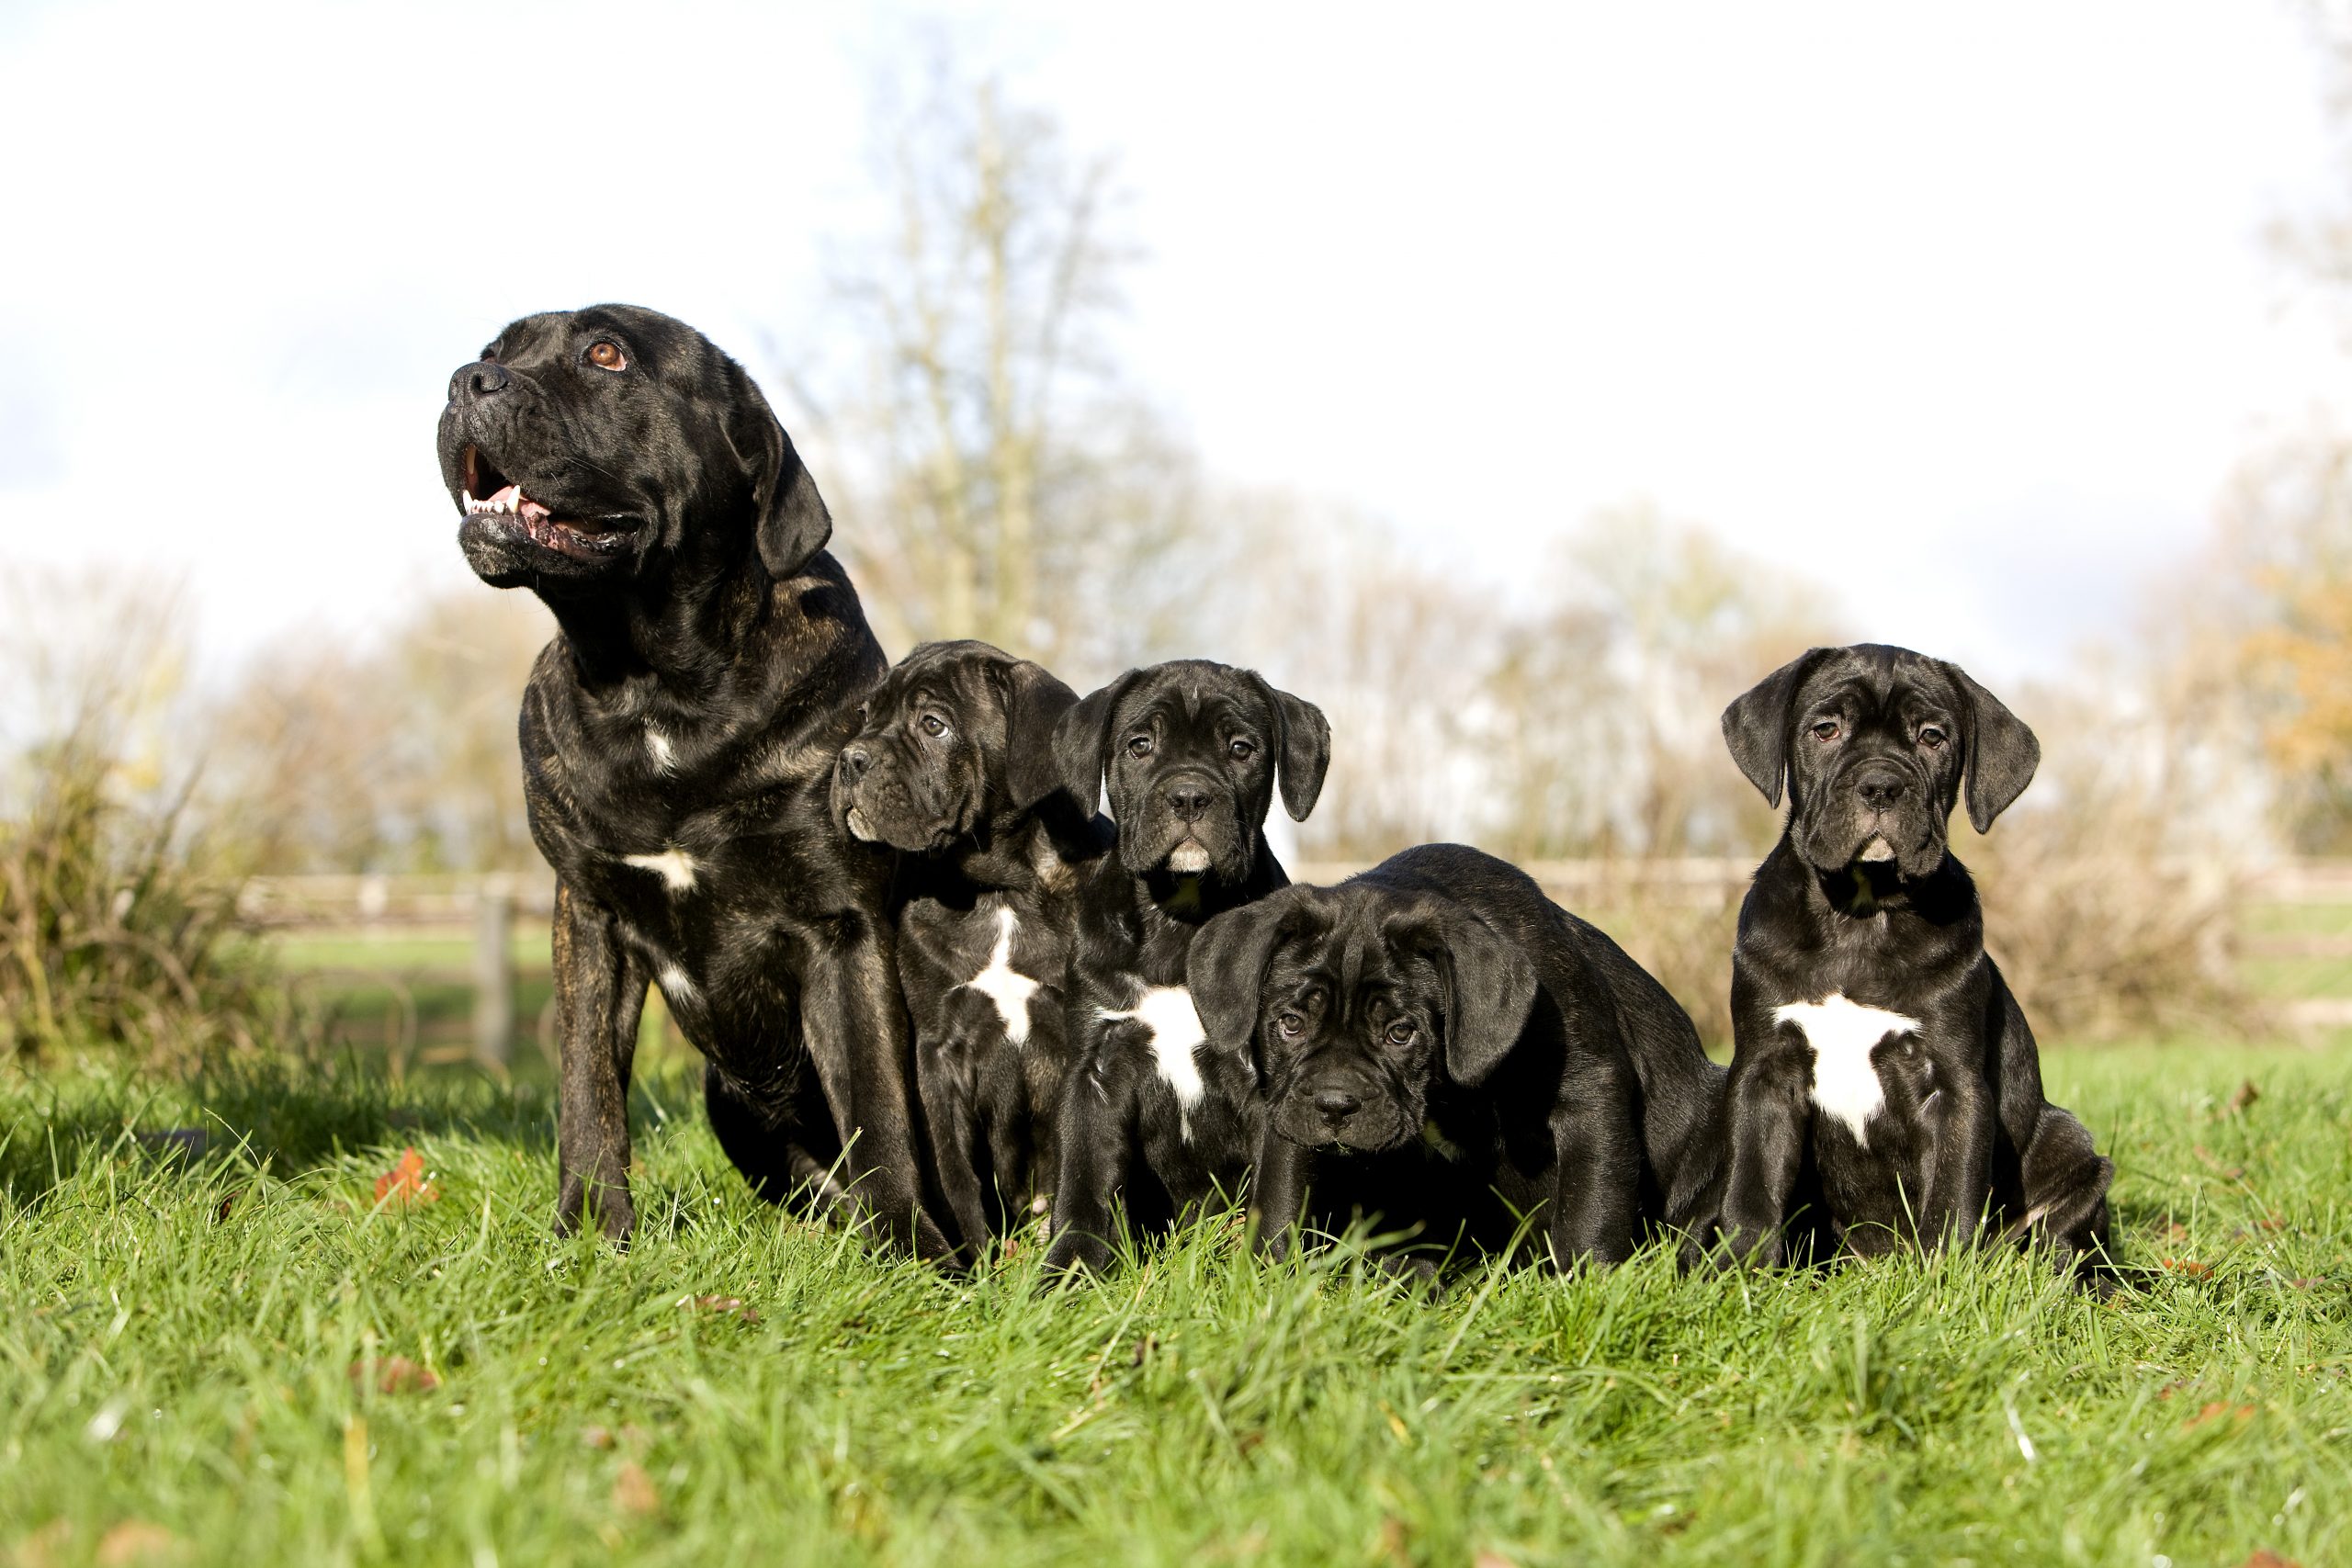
[1313,1087,1361,1122]
[1165,784,1213,822]
[451,360,511,403]
[841,745,871,780]
[1854,766,1909,809]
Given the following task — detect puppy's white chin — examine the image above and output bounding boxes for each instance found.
[1857,835,1896,863]
[844,807,876,842]
[1167,842,1212,874]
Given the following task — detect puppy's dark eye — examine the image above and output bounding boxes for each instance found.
[1275,1012,1305,1040]
[920,715,948,739]
[1127,735,1154,759]
[1812,720,1840,741]
[1385,1021,1416,1046]
[587,341,628,371]
[1229,738,1257,761]
[1917,726,1947,750]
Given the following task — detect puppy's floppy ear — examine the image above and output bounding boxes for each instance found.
[1046,670,1137,818]
[1722,648,1829,808]
[1250,675,1332,823]
[1409,903,1538,1089]
[998,657,1084,810]
[1945,662,2040,832]
[1186,888,1317,1057]
[726,371,833,580]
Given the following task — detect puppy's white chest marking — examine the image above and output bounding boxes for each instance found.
[1772,993,1921,1149]
[622,847,700,894]
[961,907,1039,1047]
[645,728,676,774]
[1100,985,1207,1140]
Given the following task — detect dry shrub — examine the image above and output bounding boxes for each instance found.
[0,574,290,1067]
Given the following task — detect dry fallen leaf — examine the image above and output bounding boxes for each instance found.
[2238,1551,2303,1568]
[2192,1145,2245,1180]
[581,1426,616,1450]
[613,1461,659,1517]
[94,1521,183,1566]
[1375,1517,1410,1567]
[349,1356,440,1394]
[373,1149,439,1206]
[1475,1554,1517,1568]
[2184,1401,2256,1431]
[2161,1258,2215,1279]
[2226,1080,2261,1114]
[675,1293,760,1325]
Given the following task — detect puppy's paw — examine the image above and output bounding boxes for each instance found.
[1041,1229,1116,1280]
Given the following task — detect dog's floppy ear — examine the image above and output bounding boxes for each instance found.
[1411,902,1538,1089]
[1250,675,1332,823]
[727,372,834,580]
[1946,662,2040,832]
[1186,888,1316,1057]
[1722,648,1829,808]
[999,657,1084,810]
[1046,670,1137,818]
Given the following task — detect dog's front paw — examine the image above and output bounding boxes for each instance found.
[554,1174,636,1247]
[1041,1227,1116,1280]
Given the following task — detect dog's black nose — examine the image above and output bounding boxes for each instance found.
[1165,783,1213,822]
[1313,1087,1361,1122]
[841,745,871,779]
[451,360,511,403]
[1854,766,1909,809]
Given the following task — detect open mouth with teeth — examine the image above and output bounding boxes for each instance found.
[458,446,639,558]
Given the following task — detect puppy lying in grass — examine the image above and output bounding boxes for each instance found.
[832,640,1113,1262]
[1190,843,1726,1273]
[1037,660,1330,1275]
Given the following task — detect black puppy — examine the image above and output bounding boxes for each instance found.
[1036,660,1331,1274]
[1713,644,2112,1280]
[1190,844,1725,1271]
[831,639,1113,1258]
[437,304,947,1259]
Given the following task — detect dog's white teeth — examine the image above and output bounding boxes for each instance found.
[460,490,476,513]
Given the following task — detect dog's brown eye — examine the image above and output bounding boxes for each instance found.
[1229,739,1256,761]
[1385,1021,1416,1046]
[1276,1012,1305,1040]
[920,715,948,738]
[1127,735,1154,759]
[1917,726,1946,750]
[587,341,628,371]
[1812,720,1840,741]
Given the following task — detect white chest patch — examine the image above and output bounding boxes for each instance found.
[646,728,676,774]
[1772,993,1921,1149]
[622,847,700,894]
[658,964,697,1003]
[961,908,1040,1047]
[1100,985,1208,1140]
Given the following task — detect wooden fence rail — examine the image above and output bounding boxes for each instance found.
[236,859,2352,1063]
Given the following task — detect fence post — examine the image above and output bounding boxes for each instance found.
[473,884,515,1072]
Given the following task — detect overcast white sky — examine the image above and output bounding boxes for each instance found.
[2,0,2346,690]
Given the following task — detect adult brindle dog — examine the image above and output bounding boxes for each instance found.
[1713,643,2112,1283]
[437,304,948,1259]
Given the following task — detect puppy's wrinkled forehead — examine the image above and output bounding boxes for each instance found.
[1119,671,1264,738]
[1799,647,1959,729]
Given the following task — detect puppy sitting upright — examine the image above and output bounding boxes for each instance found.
[1190,844,1726,1272]
[831,640,1112,1258]
[1714,644,2113,1281]
[1038,660,1330,1274]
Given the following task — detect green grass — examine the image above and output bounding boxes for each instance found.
[5,1043,2346,1568]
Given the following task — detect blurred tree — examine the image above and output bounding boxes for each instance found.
[1486,503,1842,861]
[793,51,1208,680]
[207,591,550,872]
